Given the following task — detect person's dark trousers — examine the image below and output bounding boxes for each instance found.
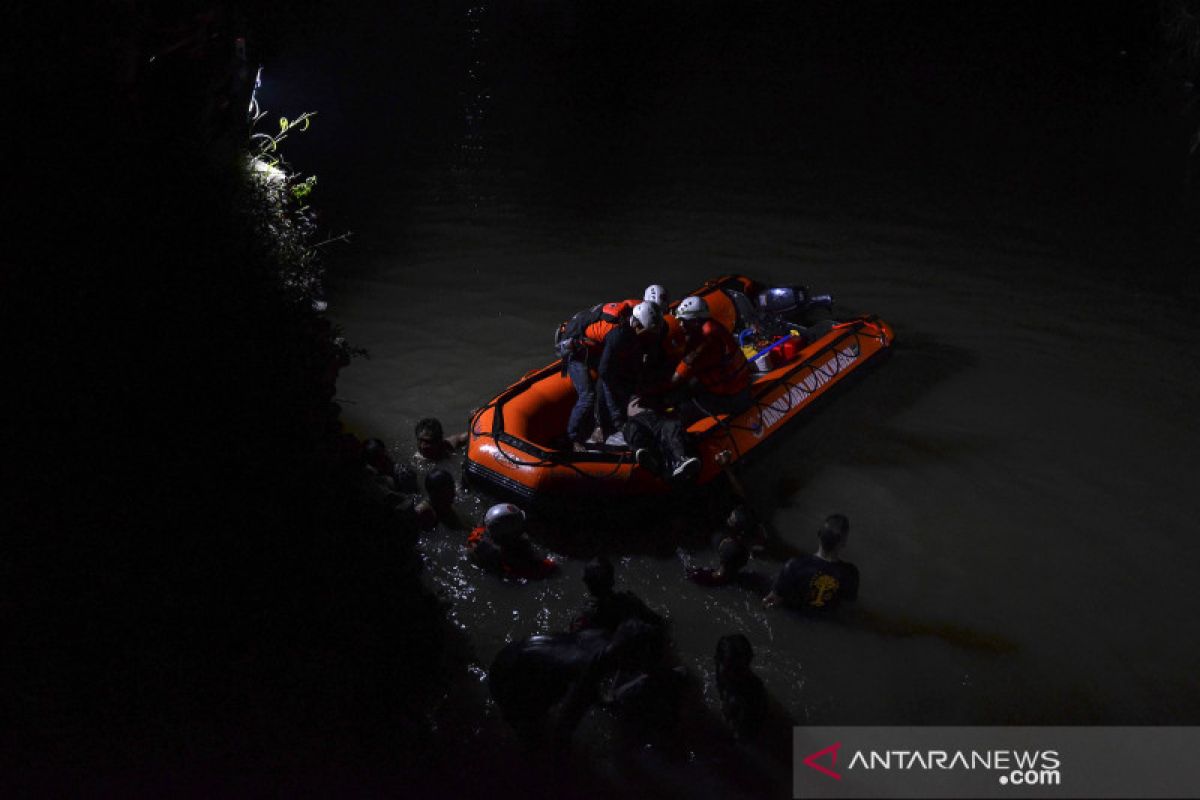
[623,410,688,474]
[596,378,628,439]
[566,357,597,443]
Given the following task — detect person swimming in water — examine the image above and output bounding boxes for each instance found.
[467,503,557,580]
[488,618,663,747]
[423,467,466,529]
[414,417,468,462]
[570,555,665,633]
[362,437,419,493]
[687,537,750,587]
[714,633,767,743]
[763,513,858,613]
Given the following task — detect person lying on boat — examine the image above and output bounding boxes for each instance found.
[414,417,469,462]
[570,556,665,633]
[763,513,859,613]
[671,295,753,422]
[622,404,701,482]
[556,299,663,451]
[467,502,558,580]
[714,633,767,743]
[488,618,665,747]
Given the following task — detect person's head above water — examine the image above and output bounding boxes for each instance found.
[362,437,390,471]
[483,502,526,546]
[817,513,850,556]
[715,632,754,674]
[717,537,749,576]
[726,504,757,535]
[425,467,456,511]
[583,555,616,596]
[415,417,445,460]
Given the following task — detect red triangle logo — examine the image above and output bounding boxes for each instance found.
[803,741,842,780]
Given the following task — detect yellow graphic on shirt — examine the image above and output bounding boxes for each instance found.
[807,574,841,608]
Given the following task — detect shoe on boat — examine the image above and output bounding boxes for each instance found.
[671,457,700,482]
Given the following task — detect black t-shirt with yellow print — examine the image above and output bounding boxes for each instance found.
[774,555,859,612]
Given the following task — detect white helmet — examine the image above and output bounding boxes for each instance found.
[675,295,710,320]
[643,284,669,310]
[630,301,663,332]
[484,503,526,541]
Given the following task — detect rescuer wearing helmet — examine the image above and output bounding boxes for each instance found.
[671,295,752,421]
[561,299,663,449]
[467,503,557,580]
[633,284,688,401]
[642,284,670,312]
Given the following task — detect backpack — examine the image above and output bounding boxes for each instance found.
[553,302,629,358]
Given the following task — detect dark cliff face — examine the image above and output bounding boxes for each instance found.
[6,5,448,778]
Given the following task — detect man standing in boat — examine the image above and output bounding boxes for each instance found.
[637,284,688,392]
[671,295,753,422]
[558,299,663,450]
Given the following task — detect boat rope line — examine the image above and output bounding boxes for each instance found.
[468,371,636,481]
[694,320,878,444]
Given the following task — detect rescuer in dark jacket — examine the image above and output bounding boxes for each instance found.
[559,300,663,448]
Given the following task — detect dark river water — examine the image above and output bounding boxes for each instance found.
[263,3,1200,795]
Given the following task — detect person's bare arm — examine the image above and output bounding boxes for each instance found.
[716,449,748,500]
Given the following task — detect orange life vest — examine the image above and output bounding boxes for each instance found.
[675,318,750,395]
[467,526,485,548]
[661,314,687,363]
[581,300,635,352]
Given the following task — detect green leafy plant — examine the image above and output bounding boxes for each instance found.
[291,174,317,202]
[251,111,317,170]
[244,94,352,309]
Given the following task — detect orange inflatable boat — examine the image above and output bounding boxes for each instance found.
[464,275,894,504]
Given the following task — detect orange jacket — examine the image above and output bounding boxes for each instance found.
[661,314,687,364]
[580,301,634,352]
[674,318,750,396]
